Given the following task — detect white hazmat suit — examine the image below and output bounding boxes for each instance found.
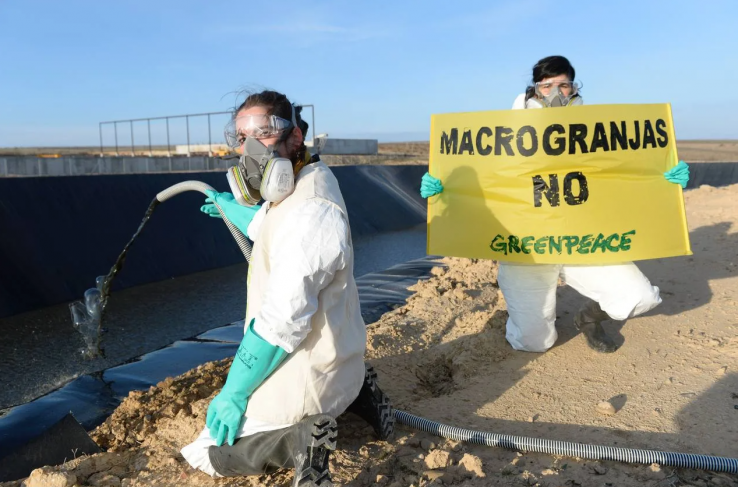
[182,160,367,475]
[499,94,662,352]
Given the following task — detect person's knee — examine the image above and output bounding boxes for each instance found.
[208,445,236,477]
[208,435,283,477]
[507,337,554,353]
[505,318,556,352]
[634,285,662,316]
[600,285,662,321]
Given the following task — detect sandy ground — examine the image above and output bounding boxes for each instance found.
[3,183,738,487]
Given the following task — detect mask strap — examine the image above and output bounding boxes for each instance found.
[289,103,297,128]
[276,104,297,145]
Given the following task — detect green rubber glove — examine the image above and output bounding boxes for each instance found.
[206,319,288,446]
[420,172,444,198]
[200,190,261,234]
[200,202,222,218]
[664,160,690,189]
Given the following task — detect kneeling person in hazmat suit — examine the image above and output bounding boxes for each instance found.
[181,90,394,486]
[421,56,690,354]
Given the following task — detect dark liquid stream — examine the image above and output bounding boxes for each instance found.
[69,198,160,358]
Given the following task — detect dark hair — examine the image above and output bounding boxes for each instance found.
[525,56,576,101]
[237,90,309,136]
[236,90,310,164]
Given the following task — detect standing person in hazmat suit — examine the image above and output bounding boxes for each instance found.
[420,55,690,354]
[181,90,394,486]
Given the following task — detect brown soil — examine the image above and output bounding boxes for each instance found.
[3,184,738,487]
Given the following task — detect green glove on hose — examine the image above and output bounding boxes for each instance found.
[200,190,261,235]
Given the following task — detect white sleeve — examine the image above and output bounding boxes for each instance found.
[253,199,350,353]
[512,93,527,110]
[246,204,268,241]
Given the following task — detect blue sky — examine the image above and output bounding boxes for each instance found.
[1,0,736,147]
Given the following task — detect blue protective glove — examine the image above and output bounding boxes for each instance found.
[420,172,444,198]
[200,190,261,235]
[664,160,690,189]
[206,319,288,446]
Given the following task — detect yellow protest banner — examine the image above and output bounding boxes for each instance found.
[427,104,691,264]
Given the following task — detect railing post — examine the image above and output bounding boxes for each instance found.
[166,117,171,157]
[130,120,135,157]
[208,114,212,157]
[99,123,104,157]
[186,115,191,158]
[147,119,152,157]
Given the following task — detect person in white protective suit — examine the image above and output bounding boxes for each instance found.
[180,90,394,486]
[421,55,689,354]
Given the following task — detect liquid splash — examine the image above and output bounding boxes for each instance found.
[69,198,160,359]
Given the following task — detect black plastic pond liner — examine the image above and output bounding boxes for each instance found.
[0,256,443,481]
[0,413,101,483]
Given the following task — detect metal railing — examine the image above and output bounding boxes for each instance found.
[99,111,231,158]
[99,105,316,158]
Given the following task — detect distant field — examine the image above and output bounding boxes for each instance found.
[670,140,738,161]
[376,140,738,163]
[1,140,736,164]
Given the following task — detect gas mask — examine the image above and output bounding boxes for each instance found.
[533,80,582,107]
[224,105,299,207]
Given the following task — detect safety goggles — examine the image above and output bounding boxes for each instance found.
[224,114,294,149]
[535,80,581,97]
